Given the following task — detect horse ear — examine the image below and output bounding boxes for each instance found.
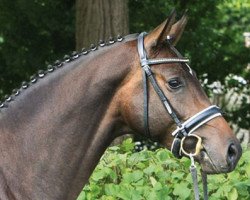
[145,9,177,48]
[168,12,188,46]
[145,10,188,48]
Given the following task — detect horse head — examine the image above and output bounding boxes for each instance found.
[119,11,242,174]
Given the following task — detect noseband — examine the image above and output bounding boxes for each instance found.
[137,32,222,158]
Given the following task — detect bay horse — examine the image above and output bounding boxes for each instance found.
[0,11,242,200]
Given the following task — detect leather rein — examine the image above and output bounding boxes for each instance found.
[137,32,222,200]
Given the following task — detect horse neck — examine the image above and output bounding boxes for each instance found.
[0,40,136,200]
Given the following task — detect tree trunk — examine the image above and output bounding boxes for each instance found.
[75,0,129,51]
[75,0,130,145]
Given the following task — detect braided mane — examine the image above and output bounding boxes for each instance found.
[0,34,137,110]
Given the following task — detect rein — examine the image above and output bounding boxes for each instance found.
[137,32,222,200]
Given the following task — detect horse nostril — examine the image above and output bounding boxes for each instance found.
[227,143,238,165]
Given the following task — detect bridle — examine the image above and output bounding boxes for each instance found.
[137,32,222,157]
[137,32,222,200]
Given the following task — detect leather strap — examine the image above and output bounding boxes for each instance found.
[201,170,208,200]
[138,32,184,138]
[142,69,150,137]
[190,165,200,200]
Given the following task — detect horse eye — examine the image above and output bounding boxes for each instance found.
[168,78,182,89]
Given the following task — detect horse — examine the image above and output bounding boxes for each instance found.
[0,11,242,200]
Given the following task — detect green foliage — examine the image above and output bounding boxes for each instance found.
[78,139,250,199]
[202,73,250,131]
[129,0,250,82]
[223,74,250,130]
[0,0,75,96]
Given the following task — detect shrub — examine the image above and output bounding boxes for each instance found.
[202,73,250,146]
[78,139,250,200]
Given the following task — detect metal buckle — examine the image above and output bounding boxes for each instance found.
[172,124,188,137]
[180,134,203,157]
[142,65,152,76]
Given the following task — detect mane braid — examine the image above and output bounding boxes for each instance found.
[0,34,126,110]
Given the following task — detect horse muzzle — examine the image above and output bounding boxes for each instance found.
[198,139,242,174]
[180,135,242,174]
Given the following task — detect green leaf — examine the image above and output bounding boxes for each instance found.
[156,186,171,200]
[150,176,157,187]
[144,165,156,175]
[245,163,250,177]
[108,146,120,151]
[89,184,101,197]
[117,187,133,200]
[123,171,143,183]
[171,172,185,180]
[155,171,170,181]
[234,181,250,197]
[228,171,240,182]
[147,191,157,200]
[120,138,135,152]
[100,196,116,200]
[156,149,170,161]
[154,182,163,191]
[228,188,238,200]
[173,182,191,199]
[91,170,106,182]
[104,184,120,196]
[130,189,143,200]
[136,162,146,169]
[132,178,144,186]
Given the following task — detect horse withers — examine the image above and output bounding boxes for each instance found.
[0,11,242,200]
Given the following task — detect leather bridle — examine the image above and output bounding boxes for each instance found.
[137,32,222,200]
[137,32,222,158]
